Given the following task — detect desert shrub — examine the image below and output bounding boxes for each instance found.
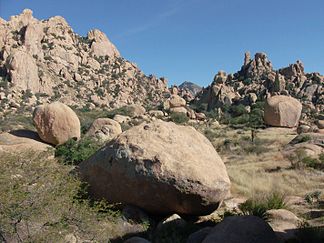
[230,104,248,117]
[239,192,286,220]
[55,138,101,165]
[0,151,132,242]
[289,149,323,170]
[170,112,189,124]
[223,102,264,128]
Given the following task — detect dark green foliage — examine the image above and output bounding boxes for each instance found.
[221,102,265,128]
[239,192,286,220]
[170,112,189,124]
[55,138,101,165]
[230,104,247,117]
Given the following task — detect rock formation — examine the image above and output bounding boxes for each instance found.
[264,95,302,128]
[79,120,231,215]
[33,102,80,145]
[193,52,323,119]
[0,9,169,113]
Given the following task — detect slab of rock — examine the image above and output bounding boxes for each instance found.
[33,102,80,145]
[202,216,278,243]
[264,95,302,128]
[79,120,230,215]
[85,118,121,142]
[0,130,52,154]
[267,209,302,242]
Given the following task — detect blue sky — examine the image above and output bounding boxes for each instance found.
[1,0,323,87]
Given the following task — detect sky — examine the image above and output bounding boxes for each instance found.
[0,0,323,87]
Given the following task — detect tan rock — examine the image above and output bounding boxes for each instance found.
[85,118,122,142]
[267,209,301,242]
[317,120,324,129]
[170,107,188,114]
[127,104,146,117]
[169,94,186,108]
[5,49,40,93]
[113,114,131,124]
[79,120,230,215]
[0,130,52,154]
[33,102,80,145]
[87,29,120,57]
[148,110,164,117]
[264,95,302,128]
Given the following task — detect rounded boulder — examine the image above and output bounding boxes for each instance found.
[79,120,230,215]
[33,102,80,145]
[264,95,302,128]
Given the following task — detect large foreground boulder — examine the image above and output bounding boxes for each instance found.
[79,120,230,215]
[264,95,302,128]
[202,216,278,243]
[33,102,80,145]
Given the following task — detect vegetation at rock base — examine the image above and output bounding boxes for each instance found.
[170,112,190,124]
[55,138,101,165]
[239,192,287,220]
[0,151,147,242]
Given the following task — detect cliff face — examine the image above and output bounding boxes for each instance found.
[194,52,323,114]
[0,9,168,112]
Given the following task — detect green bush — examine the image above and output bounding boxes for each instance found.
[170,112,189,124]
[239,192,286,220]
[55,138,101,165]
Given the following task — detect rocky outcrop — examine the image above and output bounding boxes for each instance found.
[79,120,230,215]
[0,9,169,113]
[193,52,323,119]
[264,95,302,128]
[87,29,120,58]
[33,102,80,145]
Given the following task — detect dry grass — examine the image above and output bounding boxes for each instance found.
[0,151,147,242]
[199,125,324,200]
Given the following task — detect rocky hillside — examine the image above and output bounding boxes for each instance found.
[194,52,323,120]
[0,9,169,113]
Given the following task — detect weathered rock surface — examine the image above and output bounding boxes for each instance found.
[85,118,122,142]
[264,95,302,128]
[202,216,278,243]
[0,130,52,153]
[267,209,302,242]
[33,102,80,145]
[79,120,230,215]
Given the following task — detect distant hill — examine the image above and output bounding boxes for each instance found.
[179,81,202,96]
